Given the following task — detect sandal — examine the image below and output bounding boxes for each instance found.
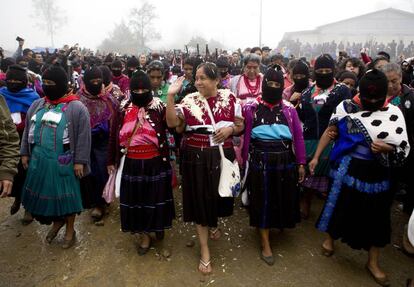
[45,222,65,244]
[209,228,221,240]
[198,259,212,275]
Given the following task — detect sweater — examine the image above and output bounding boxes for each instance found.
[20,98,92,175]
[242,100,306,167]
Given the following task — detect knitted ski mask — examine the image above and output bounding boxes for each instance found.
[99,65,112,87]
[111,60,123,77]
[358,69,388,111]
[129,70,153,107]
[262,65,284,104]
[6,64,28,93]
[42,65,69,101]
[83,66,103,96]
[292,60,310,93]
[314,54,335,89]
[126,57,140,78]
[216,56,230,78]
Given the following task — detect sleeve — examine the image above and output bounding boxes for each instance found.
[234,100,242,117]
[20,99,42,156]
[12,46,22,59]
[0,96,20,181]
[107,102,122,166]
[73,103,91,166]
[289,107,306,165]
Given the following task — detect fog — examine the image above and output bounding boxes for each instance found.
[1,0,413,52]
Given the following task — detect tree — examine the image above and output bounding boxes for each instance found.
[129,1,161,52]
[32,0,67,47]
[98,21,138,55]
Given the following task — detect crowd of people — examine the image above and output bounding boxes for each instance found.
[1,37,414,286]
[277,39,414,61]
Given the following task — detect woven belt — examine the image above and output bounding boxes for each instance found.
[126,144,160,159]
[184,134,233,148]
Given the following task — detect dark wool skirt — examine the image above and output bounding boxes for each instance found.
[247,141,300,229]
[181,146,235,227]
[317,156,393,250]
[80,133,109,209]
[120,156,175,233]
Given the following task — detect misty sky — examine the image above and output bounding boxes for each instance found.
[1,0,413,53]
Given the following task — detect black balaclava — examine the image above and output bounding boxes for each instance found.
[6,64,28,93]
[111,60,123,77]
[216,56,230,78]
[16,56,29,68]
[99,65,112,87]
[359,69,388,111]
[28,59,41,74]
[314,54,335,89]
[42,65,69,101]
[104,54,114,66]
[129,70,153,107]
[83,66,103,96]
[262,65,285,104]
[1,57,16,73]
[292,60,310,93]
[126,57,140,78]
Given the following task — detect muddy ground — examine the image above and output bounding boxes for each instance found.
[0,192,413,287]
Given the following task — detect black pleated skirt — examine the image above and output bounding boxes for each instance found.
[247,141,300,229]
[181,146,235,227]
[120,156,175,233]
[317,156,393,250]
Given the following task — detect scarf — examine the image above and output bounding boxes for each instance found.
[45,92,79,105]
[331,98,410,164]
[0,87,40,113]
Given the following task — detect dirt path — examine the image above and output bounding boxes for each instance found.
[0,194,413,287]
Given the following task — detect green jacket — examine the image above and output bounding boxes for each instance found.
[0,95,20,181]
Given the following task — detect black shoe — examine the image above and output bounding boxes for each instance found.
[10,199,21,215]
[260,252,275,266]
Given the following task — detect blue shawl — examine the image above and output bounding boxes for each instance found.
[0,87,39,113]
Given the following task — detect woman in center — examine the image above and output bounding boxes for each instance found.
[166,62,244,275]
[242,65,306,265]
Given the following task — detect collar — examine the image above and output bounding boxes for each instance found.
[45,91,79,105]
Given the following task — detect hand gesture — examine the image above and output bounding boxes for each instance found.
[168,76,185,96]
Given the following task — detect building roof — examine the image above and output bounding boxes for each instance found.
[282,7,414,40]
[316,7,414,29]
